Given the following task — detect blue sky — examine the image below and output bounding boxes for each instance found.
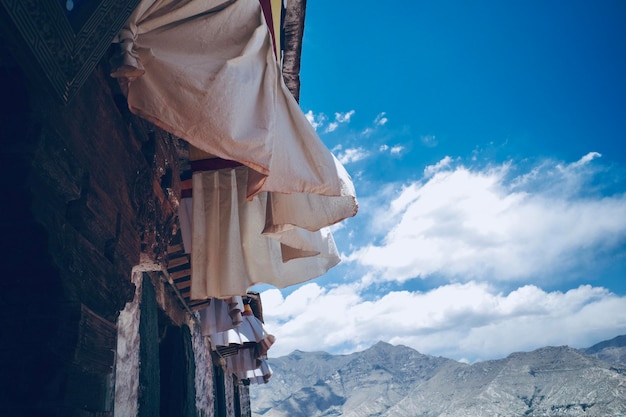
[259,0,626,363]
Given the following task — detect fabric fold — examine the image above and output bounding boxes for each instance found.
[111,0,358,227]
[207,302,275,383]
[198,296,244,336]
[239,357,272,384]
[189,164,340,299]
[209,304,275,350]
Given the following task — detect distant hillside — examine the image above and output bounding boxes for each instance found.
[581,334,626,365]
[251,336,626,417]
[251,341,456,416]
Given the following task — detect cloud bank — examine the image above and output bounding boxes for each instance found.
[260,152,626,361]
[348,153,626,284]
[262,282,626,362]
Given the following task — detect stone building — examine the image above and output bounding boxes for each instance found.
[0,1,355,416]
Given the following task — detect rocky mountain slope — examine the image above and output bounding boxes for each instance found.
[581,334,626,366]
[250,336,626,417]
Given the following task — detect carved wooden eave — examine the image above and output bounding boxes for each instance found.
[0,0,307,105]
[0,0,140,104]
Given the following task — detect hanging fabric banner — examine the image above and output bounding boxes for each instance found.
[112,0,357,298]
[110,0,357,227]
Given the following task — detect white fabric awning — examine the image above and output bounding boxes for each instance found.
[111,0,357,224]
[112,0,357,298]
[240,357,272,384]
[180,160,341,299]
[198,296,244,336]
[205,301,275,383]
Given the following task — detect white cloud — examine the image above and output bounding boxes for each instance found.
[421,134,438,147]
[360,112,389,137]
[571,151,602,168]
[305,110,327,131]
[511,151,605,197]
[257,153,626,364]
[325,122,339,133]
[347,155,626,284]
[379,144,405,156]
[261,282,626,361]
[335,110,356,123]
[374,112,388,126]
[337,147,369,164]
[424,156,453,177]
[324,110,356,133]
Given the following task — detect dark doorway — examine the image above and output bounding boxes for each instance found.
[213,364,227,417]
[159,324,197,417]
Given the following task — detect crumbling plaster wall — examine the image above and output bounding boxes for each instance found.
[114,270,143,417]
[115,267,221,417]
[192,311,217,417]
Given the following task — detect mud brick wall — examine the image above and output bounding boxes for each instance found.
[1,31,253,416]
[0,39,181,416]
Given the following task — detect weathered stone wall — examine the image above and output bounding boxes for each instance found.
[1,40,166,415]
[192,314,217,417]
[225,372,236,417]
[239,383,252,417]
[0,37,248,417]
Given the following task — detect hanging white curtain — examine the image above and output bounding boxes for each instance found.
[110,0,357,223]
[239,357,272,384]
[188,163,341,299]
[111,0,357,298]
[198,296,244,336]
[208,303,275,349]
[208,302,275,383]
[177,150,342,299]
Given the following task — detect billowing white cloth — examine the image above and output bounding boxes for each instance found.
[226,349,273,383]
[179,196,193,253]
[239,357,272,384]
[209,304,275,350]
[110,0,358,229]
[208,303,275,383]
[198,296,244,336]
[190,166,340,299]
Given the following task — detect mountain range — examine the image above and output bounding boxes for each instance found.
[250,335,626,417]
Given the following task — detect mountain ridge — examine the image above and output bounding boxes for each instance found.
[251,335,626,417]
